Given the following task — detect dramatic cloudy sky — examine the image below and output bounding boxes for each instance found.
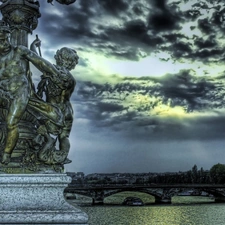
[16,0,225,174]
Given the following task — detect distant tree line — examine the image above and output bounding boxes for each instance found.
[148,164,225,184]
[145,164,225,184]
[145,165,210,184]
[71,163,225,185]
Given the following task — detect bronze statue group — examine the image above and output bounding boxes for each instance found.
[0,20,79,170]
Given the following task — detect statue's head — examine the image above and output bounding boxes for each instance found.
[0,21,11,54]
[54,47,79,71]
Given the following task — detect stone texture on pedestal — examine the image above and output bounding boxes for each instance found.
[0,173,88,224]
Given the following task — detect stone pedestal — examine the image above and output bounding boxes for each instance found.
[0,173,88,224]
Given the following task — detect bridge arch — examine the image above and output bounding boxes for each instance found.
[68,188,177,204]
[104,190,155,204]
[103,188,161,199]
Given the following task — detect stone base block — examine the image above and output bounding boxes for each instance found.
[0,173,88,224]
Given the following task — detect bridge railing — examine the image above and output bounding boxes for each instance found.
[65,183,225,191]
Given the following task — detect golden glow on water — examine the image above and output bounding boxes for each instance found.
[81,202,225,225]
[76,194,225,225]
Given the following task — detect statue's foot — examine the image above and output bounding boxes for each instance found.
[2,153,11,165]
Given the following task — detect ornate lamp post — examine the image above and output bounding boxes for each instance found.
[0,0,41,75]
[0,0,41,47]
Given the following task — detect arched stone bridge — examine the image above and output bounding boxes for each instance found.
[65,184,225,204]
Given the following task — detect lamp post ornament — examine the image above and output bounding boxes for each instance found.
[0,0,78,173]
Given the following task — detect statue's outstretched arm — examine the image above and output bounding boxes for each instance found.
[18,45,60,78]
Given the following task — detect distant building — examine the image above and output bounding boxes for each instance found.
[67,172,85,180]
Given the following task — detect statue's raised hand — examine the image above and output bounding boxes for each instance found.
[30,35,42,56]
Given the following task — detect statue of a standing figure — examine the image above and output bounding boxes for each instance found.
[30,38,79,164]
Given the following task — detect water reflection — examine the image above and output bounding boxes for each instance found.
[69,192,225,225]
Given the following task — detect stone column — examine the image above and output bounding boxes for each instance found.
[0,0,41,74]
[0,0,41,47]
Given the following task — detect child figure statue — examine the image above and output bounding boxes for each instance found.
[31,38,79,164]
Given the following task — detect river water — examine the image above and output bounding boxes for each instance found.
[69,192,225,225]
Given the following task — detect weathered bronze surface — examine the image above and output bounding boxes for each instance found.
[0,0,78,173]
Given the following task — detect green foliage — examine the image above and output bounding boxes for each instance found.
[209,163,225,184]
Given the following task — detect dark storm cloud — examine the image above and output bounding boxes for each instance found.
[96,102,125,112]
[163,33,188,43]
[97,20,164,60]
[73,69,225,140]
[157,71,223,112]
[38,0,150,60]
[169,42,193,59]
[37,0,225,63]
[161,35,224,62]
[186,1,225,33]
[132,3,144,16]
[97,0,129,15]
[148,0,182,32]
[76,70,223,112]
[38,0,98,47]
[198,19,214,34]
[194,36,217,49]
[37,0,183,60]
[193,49,225,62]
[96,0,184,59]
[158,71,225,111]
[155,1,225,62]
